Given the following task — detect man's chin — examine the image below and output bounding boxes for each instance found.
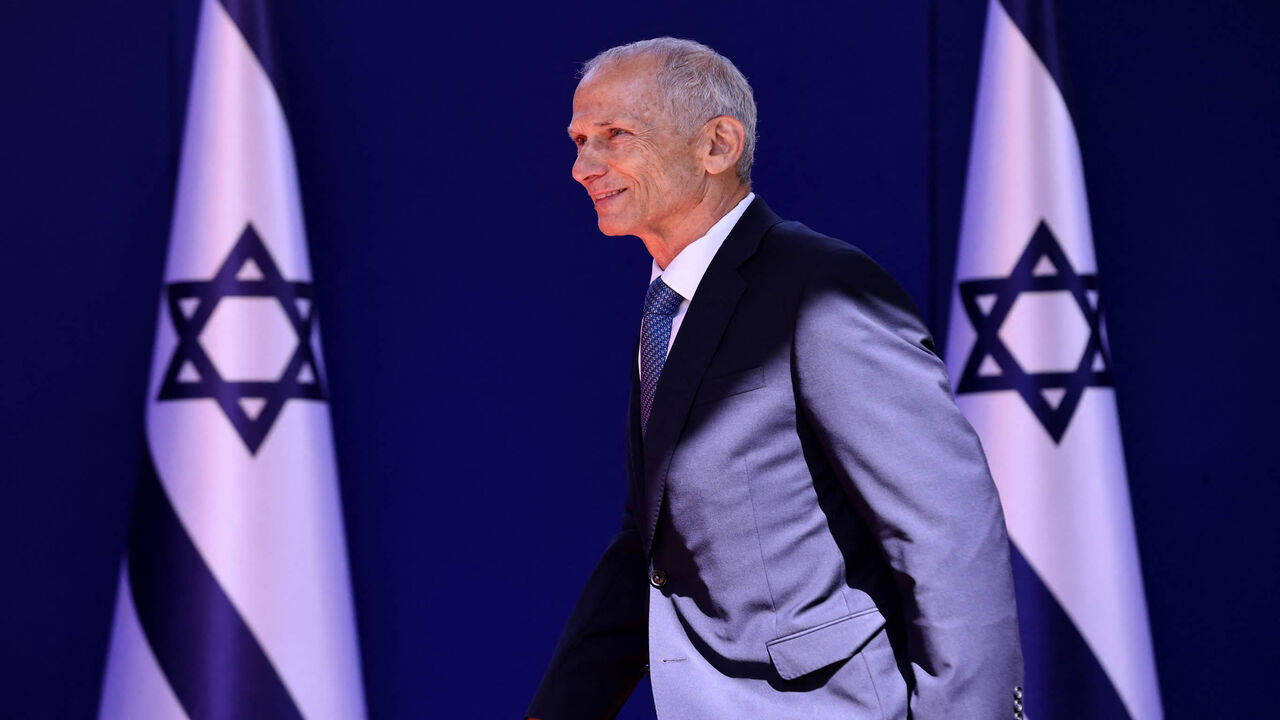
[594,217,632,237]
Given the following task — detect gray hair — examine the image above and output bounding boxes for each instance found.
[581,37,757,185]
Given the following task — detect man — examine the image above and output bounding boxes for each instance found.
[529,38,1024,720]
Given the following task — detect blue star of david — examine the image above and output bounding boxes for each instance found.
[956,221,1111,443]
[157,224,325,454]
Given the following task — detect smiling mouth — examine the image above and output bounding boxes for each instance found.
[593,188,626,204]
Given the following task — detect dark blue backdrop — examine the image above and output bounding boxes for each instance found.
[2,1,1277,717]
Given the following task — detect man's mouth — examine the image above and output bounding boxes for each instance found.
[593,188,626,204]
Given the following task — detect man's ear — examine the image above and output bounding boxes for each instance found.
[700,115,746,177]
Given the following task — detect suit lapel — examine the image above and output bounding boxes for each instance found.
[625,341,644,502]
[637,197,782,557]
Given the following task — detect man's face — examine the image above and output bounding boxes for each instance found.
[568,57,705,239]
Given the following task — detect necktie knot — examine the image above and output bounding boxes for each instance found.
[643,277,684,317]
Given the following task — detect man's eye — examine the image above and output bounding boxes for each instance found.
[610,128,629,138]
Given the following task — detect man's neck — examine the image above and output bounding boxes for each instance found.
[644,185,751,269]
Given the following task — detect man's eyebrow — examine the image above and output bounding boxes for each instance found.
[568,120,625,136]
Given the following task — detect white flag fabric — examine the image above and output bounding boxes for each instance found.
[944,1,1162,718]
[98,0,366,717]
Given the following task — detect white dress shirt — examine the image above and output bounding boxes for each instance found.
[640,192,755,380]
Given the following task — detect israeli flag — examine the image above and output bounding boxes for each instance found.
[98,0,366,717]
[944,1,1162,718]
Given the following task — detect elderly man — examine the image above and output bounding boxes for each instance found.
[528,38,1024,720]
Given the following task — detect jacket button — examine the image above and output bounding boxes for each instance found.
[650,569,668,588]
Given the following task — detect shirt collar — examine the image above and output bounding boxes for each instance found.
[649,192,755,301]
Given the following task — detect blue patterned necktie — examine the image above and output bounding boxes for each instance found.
[640,276,684,436]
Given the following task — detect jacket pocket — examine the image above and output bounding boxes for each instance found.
[692,367,765,406]
[765,607,886,680]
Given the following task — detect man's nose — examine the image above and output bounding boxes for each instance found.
[572,140,605,185]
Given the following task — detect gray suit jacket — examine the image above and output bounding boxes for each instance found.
[529,198,1023,719]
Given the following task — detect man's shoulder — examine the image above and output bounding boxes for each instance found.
[750,212,924,328]
[755,216,888,285]
[767,220,861,255]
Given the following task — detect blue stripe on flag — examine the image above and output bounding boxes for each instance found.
[998,0,1064,86]
[127,446,304,720]
[217,0,282,91]
[1011,544,1131,720]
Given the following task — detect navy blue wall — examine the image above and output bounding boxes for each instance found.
[1,1,1276,717]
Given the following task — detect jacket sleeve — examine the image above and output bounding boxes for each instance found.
[526,509,649,720]
[792,248,1024,718]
